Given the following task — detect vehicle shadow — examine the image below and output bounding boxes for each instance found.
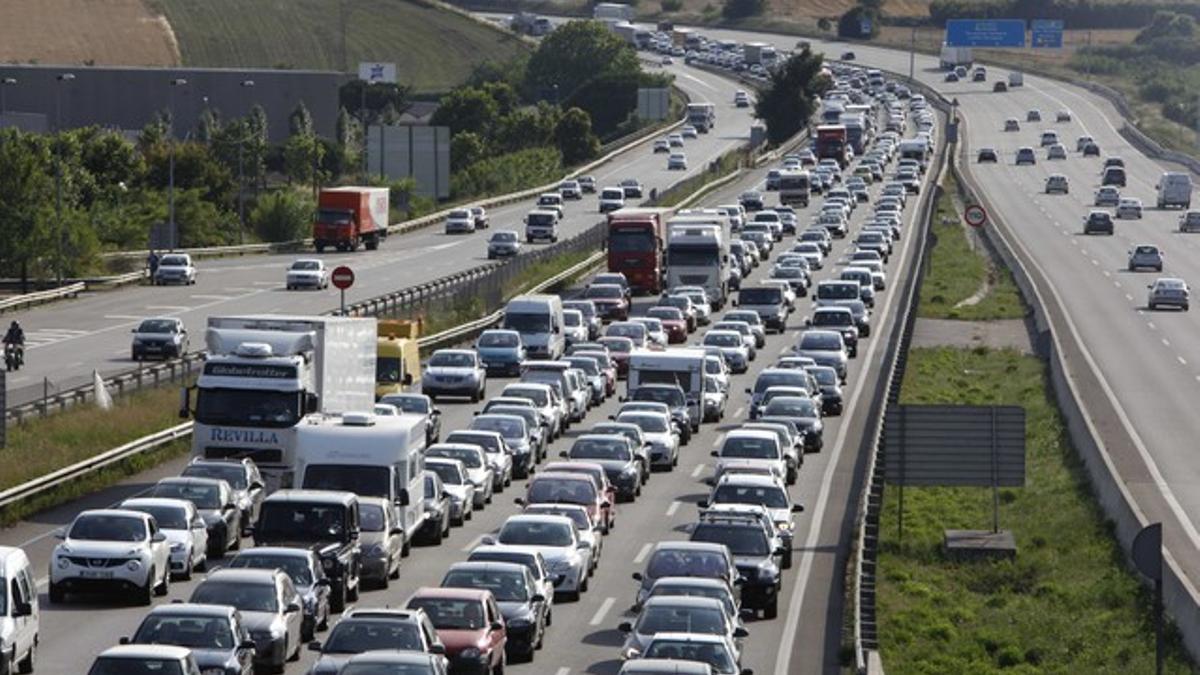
[582,628,625,647]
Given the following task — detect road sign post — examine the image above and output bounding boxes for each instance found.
[1133,523,1164,675]
[331,265,355,315]
[964,204,988,228]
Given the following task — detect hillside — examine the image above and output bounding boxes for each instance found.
[0,0,179,66]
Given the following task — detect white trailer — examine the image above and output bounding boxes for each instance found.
[628,348,708,430]
[665,221,729,309]
[186,315,377,492]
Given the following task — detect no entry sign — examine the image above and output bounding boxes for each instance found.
[331,266,355,290]
[964,204,988,228]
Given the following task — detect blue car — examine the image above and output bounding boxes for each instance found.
[474,329,526,376]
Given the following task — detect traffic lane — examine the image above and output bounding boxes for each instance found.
[5,64,752,400]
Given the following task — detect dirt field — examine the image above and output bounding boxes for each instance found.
[0,0,179,66]
[666,0,931,20]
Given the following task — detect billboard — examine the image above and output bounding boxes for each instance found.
[358,62,397,84]
[366,124,451,201]
[944,19,1026,48]
[637,88,670,121]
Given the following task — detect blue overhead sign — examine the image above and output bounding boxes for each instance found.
[945,19,1027,48]
[1031,20,1064,48]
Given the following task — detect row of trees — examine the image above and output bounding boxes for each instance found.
[754,47,831,145]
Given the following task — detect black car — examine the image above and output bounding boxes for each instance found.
[739,190,765,212]
[1084,211,1115,235]
[977,148,998,163]
[842,51,856,60]
[807,366,844,416]
[629,383,695,442]
[378,393,442,445]
[123,604,256,675]
[149,477,241,558]
[1083,142,1101,156]
[442,561,549,661]
[561,435,643,501]
[993,81,1008,92]
[689,519,784,618]
[252,490,362,612]
[419,471,453,545]
[182,458,266,536]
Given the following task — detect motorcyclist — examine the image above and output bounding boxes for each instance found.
[3,320,24,366]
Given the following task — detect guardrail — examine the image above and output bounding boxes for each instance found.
[0,283,85,314]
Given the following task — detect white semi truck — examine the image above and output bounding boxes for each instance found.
[665,218,730,309]
[183,315,377,492]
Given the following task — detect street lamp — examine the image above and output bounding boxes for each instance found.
[54,73,75,285]
[167,77,188,251]
[236,79,254,243]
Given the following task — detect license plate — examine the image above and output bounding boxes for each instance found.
[79,570,113,579]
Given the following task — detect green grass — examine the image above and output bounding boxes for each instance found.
[877,347,1194,674]
[655,148,749,207]
[150,0,529,92]
[0,384,191,525]
[917,172,1025,321]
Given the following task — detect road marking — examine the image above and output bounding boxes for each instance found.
[189,294,232,301]
[251,281,278,286]
[145,305,191,312]
[691,463,706,478]
[1148,322,1156,330]
[1179,356,1187,365]
[553,668,570,675]
[666,500,682,517]
[1102,270,1110,278]
[733,407,744,417]
[104,314,144,320]
[590,597,616,626]
[711,436,722,448]
[1163,338,1171,347]
[633,542,652,564]
[1126,294,1134,301]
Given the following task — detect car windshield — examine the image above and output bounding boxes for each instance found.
[291,260,321,271]
[430,352,474,368]
[800,333,842,350]
[182,464,248,490]
[359,503,386,532]
[191,581,278,613]
[637,606,727,635]
[449,210,471,219]
[634,388,684,407]
[602,189,625,200]
[127,504,188,530]
[1135,246,1158,255]
[472,417,524,439]
[379,395,430,414]
[648,308,682,321]
[647,550,728,579]
[704,333,741,347]
[713,484,789,509]
[491,232,517,243]
[478,332,520,348]
[256,503,347,542]
[814,311,851,326]
[443,569,530,601]
[564,313,581,327]
[504,312,550,333]
[721,436,779,459]
[565,359,599,376]
[152,483,220,509]
[620,413,668,433]
[499,520,574,547]
[586,286,622,299]
[323,619,423,654]
[692,523,770,556]
[136,319,177,334]
[88,658,185,675]
[503,388,547,406]
[527,507,590,529]
[407,597,487,630]
[739,288,782,305]
[302,465,390,499]
[765,397,817,417]
[754,372,804,393]
[133,614,237,650]
[433,448,484,470]
[810,368,838,386]
[650,585,736,617]
[526,478,596,505]
[70,514,146,541]
[229,554,314,586]
[160,256,188,267]
[571,438,631,461]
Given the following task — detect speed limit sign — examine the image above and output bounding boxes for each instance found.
[964,204,988,228]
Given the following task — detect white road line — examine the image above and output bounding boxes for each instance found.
[1126,294,1134,301]
[1163,338,1171,347]
[145,305,191,312]
[633,542,652,565]
[733,407,744,417]
[1148,322,1157,330]
[590,597,616,626]
[666,500,682,517]
[711,436,722,448]
[189,294,232,301]
[691,463,706,478]
[553,668,570,675]
[251,281,278,286]
[104,314,144,320]
[1179,356,1187,366]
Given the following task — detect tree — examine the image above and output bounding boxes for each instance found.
[246,105,269,190]
[838,6,879,39]
[818,17,832,31]
[77,129,145,207]
[282,133,326,191]
[338,80,410,125]
[431,87,501,137]
[554,107,600,165]
[524,20,641,102]
[143,140,234,205]
[288,102,313,137]
[0,129,56,283]
[754,48,830,145]
[722,0,763,20]
[250,189,314,242]
[493,105,557,154]
[173,188,232,247]
[196,107,220,145]
[451,132,487,172]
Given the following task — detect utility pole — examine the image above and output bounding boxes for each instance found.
[54,72,75,286]
[167,78,188,251]
[909,26,916,82]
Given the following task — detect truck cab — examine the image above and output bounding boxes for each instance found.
[607,208,669,295]
[313,187,388,252]
[376,319,421,399]
[665,224,729,309]
[293,412,427,556]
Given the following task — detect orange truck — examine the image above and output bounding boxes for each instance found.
[313,187,389,252]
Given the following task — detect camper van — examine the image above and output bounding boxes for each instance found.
[503,295,565,360]
[293,412,428,553]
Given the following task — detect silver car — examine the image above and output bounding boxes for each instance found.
[1128,245,1164,272]
[422,349,486,402]
[357,496,404,588]
[1148,277,1190,311]
[285,258,329,289]
[227,546,332,641]
[619,596,748,662]
[487,230,521,259]
[425,458,475,525]
[427,443,495,509]
[189,568,303,671]
[130,317,189,361]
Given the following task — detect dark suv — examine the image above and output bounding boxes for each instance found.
[689,517,785,619]
[252,490,362,611]
[629,384,695,442]
[808,307,859,357]
[1084,211,1114,236]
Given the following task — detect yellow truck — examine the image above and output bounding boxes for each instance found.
[375,319,422,399]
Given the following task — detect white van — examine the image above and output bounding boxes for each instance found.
[0,547,37,673]
[1157,172,1193,209]
[503,295,565,360]
[294,412,428,553]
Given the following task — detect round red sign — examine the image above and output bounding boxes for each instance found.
[964,204,988,228]
[331,265,355,290]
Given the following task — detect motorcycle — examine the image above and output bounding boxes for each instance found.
[3,343,22,372]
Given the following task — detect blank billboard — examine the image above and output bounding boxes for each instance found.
[366,124,451,200]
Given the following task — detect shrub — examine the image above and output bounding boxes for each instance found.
[250,189,314,242]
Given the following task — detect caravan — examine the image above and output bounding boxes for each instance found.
[293,412,428,553]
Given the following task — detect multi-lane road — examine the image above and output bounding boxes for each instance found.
[0,92,941,672]
[4,61,753,408]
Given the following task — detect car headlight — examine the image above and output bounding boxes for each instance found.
[460,647,483,660]
[776,521,794,533]
[126,560,142,571]
[367,543,384,556]
[321,558,335,571]
[170,542,185,551]
[56,556,69,569]
[270,625,287,639]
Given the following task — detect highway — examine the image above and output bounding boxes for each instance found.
[3,61,753,409]
[0,104,942,673]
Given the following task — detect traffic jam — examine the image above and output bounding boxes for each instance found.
[69,63,936,675]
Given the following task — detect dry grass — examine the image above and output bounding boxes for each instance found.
[0,0,179,66]
[661,0,930,19]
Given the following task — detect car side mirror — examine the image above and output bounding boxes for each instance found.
[286,602,301,613]
[490,621,504,631]
[396,489,410,507]
[308,641,323,653]
[249,481,264,491]
[697,500,708,508]
[618,621,634,633]
[152,532,167,543]
[531,593,546,603]
[305,392,320,414]
[710,450,718,457]
[316,578,332,587]
[192,519,206,530]
[734,626,750,638]
[740,608,756,620]
[481,535,497,545]
[792,504,805,513]
[240,640,257,653]
[741,669,755,675]
[389,526,404,535]
[402,374,413,386]
[431,644,446,655]
[775,546,788,556]
[600,501,612,509]
[631,572,643,582]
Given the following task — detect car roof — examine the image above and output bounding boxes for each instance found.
[147,602,236,619]
[641,595,727,611]
[96,644,192,660]
[347,650,442,666]
[652,541,729,554]
[121,497,193,511]
[263,489,356,506]
[446,560,529,575]
[409,586,492,602]
[236,546,316,560]
[202,568,282,585]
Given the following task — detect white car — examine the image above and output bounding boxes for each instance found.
[536,192,565,218]
[653,139,671,153]
[285,258,329,290]
[485,514,591,599]
[1045,174,1069,194]
[668,153,688,170]
[444,208,476,234]
[616,410,679,470]
[50,509,171,604]
[153,253,196,285]
[1047,144,1067,160]
[559,180,583,200]
[88,645,201,675]
[681,125,699,139]
[1117,198,1144,219]
[119,497,208,581]
[599,187,627,213]
[667,133,685,148]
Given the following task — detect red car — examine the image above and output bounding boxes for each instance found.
[519,468,614,533]
[646,306,688,344]
[598,336,634,379]
[575,349,617,396]
[405,587,506,674]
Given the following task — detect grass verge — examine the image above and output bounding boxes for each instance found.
[0,384,191,526]
[877,346,1193,673]
[655,148,749,208]
[917,171,1024,321]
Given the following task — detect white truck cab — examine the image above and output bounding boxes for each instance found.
[0,547,36,674]
[503,295,565,360]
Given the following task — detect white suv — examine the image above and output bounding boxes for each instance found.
[50,509,171,605]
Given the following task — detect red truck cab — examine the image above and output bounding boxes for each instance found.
[815,125,850,169]
[313,187,389,252]
[606,208,669,295]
